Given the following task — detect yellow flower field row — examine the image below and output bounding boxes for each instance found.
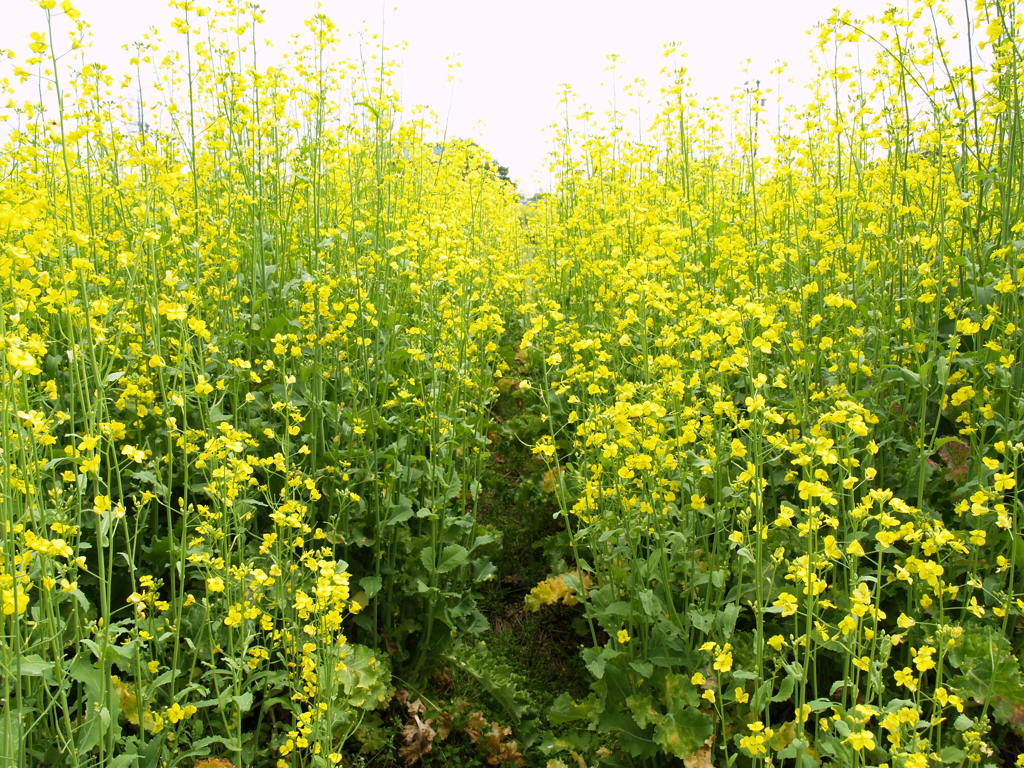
[1,0,1023,766]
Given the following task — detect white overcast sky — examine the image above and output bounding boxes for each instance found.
[5,0,965,194]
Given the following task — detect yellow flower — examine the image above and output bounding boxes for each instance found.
[740,732,767,756]
[2,582,30,615]
[935,687,964,713]
[6,346,39,374]
[616,629,630,644]
[913,646,936,673]
[844,729,875,751]
[950,385,976,407]
[897,613,915,629]
[894,667,918,692]
[194,375,214,395]
[165,702,197,724]
[966,596,985,618]
[158,301,187,321]
[837,614,858,636]
[994,473,1016,491]
[773,591,799,617]
[713,644,733,672]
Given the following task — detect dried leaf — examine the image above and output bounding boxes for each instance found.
[683,734,715,768]
[465,710,488,743]
[407,698,426,718]
[483,722,512,752]
[481,722,523,766]
[395,689,437,765]
[398,713,436,765]
[435,710,455,741]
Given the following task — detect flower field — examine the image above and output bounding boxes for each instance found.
[2,0,1024,766]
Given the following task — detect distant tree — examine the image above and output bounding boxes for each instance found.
[436,138,515,188]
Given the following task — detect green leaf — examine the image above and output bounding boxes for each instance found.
[471,558,496,582]
[548,692,600,725]
[663,672,698,708]
[385,506,414,525]
[751,680,772,714]
[629,660,654,678]
[435,543,470,573]
[952,625,1024,731]
[139,734,165,768]
[131,469,168,494]
[233,691,253,713]
[937,746,966,763]
[653,703,713,759]
[76,714,101,756]
[717,602,741,636]
[689,610,713,633]
[954,714,974,731]
[896,366,920,385]
[70,658,103,700]
[806,698,833,713]
[601,709,660,757]
[582,646,621,680]
[583,648,607,679]
[600,600,632,618]
[192,735,242,753]
[107,754,139,768]
[638,589,662,618]
[625,693,660,728]
[17,655,54,681]
[419,547,434,572]
[359,575,383,597]
[772,673,796,702]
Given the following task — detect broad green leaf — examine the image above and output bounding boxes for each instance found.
[548,692,600,725]
[359,575,383,597]
[435,543,470,573]
[653,703,713,759]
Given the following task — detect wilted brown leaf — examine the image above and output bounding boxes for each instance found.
[465,710,488,744]
[683,734,715,768]
[478,722,524,766]
[435,710,455,741]
[395,690,436,765]
[398,711,436,765]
